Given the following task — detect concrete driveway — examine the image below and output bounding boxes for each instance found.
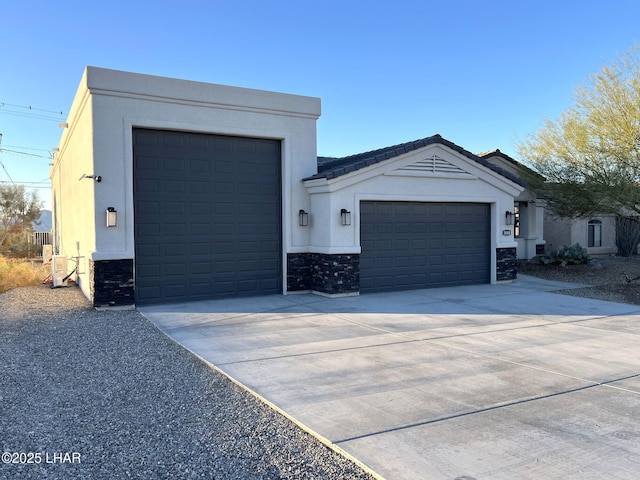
[139,275,640,480]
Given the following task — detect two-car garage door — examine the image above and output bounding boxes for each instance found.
[133,129,282,305]
[360,201,490,293]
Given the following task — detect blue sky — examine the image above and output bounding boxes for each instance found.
[1,0,639,209]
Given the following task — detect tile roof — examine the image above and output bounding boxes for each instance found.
[476,148,539,185]
[476,148,522,167]
[304,134,526,186]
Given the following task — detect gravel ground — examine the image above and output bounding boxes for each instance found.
[518,254,640,306]
[0,285,378,480]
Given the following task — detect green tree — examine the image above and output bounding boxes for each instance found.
[0,185,44,247]
[517,44,640,220]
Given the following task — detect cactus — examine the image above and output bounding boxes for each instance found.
[540,243,590,265]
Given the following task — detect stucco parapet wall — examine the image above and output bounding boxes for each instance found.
[83,66,321,119]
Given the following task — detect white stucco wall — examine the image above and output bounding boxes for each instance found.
[50,70,96,283]
[304,144,523,283]
[52,67,321,300]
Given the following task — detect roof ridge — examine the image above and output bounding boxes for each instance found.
[304,134,525,187]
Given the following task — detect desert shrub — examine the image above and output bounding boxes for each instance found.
[540,243,590,265]
[0,255,49,293]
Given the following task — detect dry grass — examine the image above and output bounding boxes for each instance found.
[0,255,50,294]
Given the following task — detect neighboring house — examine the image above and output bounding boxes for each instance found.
[479,151,623,257]
[477,149,547,260]
[544,214,618,255]
[51,67,525,307]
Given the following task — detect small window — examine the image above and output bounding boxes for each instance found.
[514,203,521,238]
[588,219,602,247]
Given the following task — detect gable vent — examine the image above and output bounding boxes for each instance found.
[393,155,473,176]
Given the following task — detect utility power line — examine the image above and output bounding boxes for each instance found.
[0,148,52,159]
[0,102,67,122]
[0,181,50,187]
[0,102,66,116]
[0,134,15,184]
[2,144,53,153]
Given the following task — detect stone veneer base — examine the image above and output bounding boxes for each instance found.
[496,247,517,281]
[90,259,135,308]
[287,253,359,295]
[91,251,512,305]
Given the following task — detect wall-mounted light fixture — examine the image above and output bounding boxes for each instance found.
[106,207,117,227]
[340,208,351,226]
[505,210,515,226]
[79,173,102,182]
[298,209,309,227]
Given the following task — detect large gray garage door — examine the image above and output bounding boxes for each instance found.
[133,129,282,305]
[360,201,490,293]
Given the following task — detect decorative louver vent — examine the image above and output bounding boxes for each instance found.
[394,154,471,175]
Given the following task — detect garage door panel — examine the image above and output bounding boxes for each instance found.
[429,257,446,269]
[137,264,160,278]
[163,157,186,172]
[163,180,185,193]
[394,239,410,251]
[427,272,443,283]
[360,201,490,293]
[411,223,427,234]
[134,129,282,305]
[134,130,159,146]
[190,203,210,215]
[137,224,160,236]
[427,204,444,215]
[136,178,160,193]
[165,224,186,236]
[214,159,235,173]
[144,245,161,257]
[165,284,187,298]
[444,254,459,264]
[189,181,210,194]
[137,286,160,301]
[394,256,410,268]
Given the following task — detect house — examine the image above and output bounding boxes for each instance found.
[544,214,618,255]
[51,67,525,307]
[479,150,626,257]
[477,149,546,259]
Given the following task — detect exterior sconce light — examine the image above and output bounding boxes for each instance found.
[505,210,515,226]
[79,173,102,182]
[298,209,309,226]
[340,208,351,226]
[106,207,117,227]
